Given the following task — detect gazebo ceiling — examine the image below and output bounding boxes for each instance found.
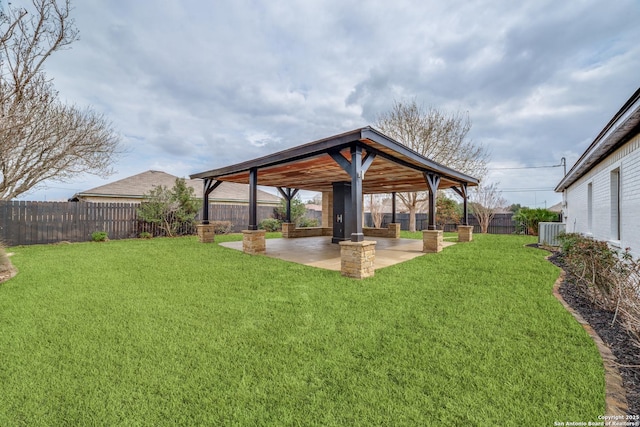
[191,127,479,193]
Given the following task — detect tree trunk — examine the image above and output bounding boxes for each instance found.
[408,205,417,232]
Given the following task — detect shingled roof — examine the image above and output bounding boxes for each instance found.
[71,170,281,205]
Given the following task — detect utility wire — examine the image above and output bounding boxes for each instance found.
[500,188,555,193]
[489,164,563,170]
[489,158,567,174]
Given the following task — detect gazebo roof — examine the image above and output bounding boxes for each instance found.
[191,127,479,193]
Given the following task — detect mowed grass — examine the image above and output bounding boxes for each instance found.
[1,233,603,426]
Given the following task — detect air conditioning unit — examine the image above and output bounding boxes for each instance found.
[539,222,566,246]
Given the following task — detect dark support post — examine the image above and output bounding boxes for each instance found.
[329,145,375,243]
[425,173,441,230]
[277,187,300,223]
[391,192,397,224]
[202,180,211,225]
[350,144,364,242]
[202,178,222,224]
[461,183,468,226]
[249,168,258,230]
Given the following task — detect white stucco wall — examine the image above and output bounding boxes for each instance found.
[563,131,640,257]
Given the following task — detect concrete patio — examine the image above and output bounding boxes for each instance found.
[219,236,456,271]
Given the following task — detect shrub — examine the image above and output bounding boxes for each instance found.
[211,221,232,235]
[512,208,558,235]
[273,196,306,224]
[561,234,617,304]
[557,232,640,347]
[259,218,281,232]
[139,232,152,239]
[137,178,199,237]
[297,217,319,228]
[91,231,109,242]
[557,231,581,254]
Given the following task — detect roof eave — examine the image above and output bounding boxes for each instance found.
[360,127,480,186]
[190,128,363,180]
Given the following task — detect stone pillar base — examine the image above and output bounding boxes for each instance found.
[423,230,443,253]
[242,230,266,255]
[458,225,473,242]
[196,224,216,243]
[339,240,376,279]
[388,223,401,238]
[282,223,295,238]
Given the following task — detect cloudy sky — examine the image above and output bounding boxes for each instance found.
[13,0,640,208]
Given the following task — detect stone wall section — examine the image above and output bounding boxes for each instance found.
[281,223,332,238]
[363,223,401,238]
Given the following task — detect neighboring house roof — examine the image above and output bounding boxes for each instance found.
[70,170,281,204]
[305,204,322,211]
[548,202,563,213]
[556,88,640,192]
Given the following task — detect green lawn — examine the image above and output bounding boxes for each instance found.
[1,233,604,426]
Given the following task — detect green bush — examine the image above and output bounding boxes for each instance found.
[139,232,153,239]
[137,178,199,237]
[259,218,281,232]
[211,221,232,235]
[512,208,558,235]
[91,231,109,242]
[557,231,581,254]
[273,196,306,224]
[297,217,319,228]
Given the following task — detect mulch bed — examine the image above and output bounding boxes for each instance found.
[546,250,640,416]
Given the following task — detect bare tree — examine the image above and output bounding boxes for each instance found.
[0,0,121,200]
[376,99,488,231]
[469,182,507,233]
[366,193,387,228]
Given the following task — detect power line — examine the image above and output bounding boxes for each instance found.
[499,188,555,193]
[489,157,567,174]
[489,164,562,170]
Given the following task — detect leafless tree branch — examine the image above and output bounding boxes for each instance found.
[0,0,120,200]
[376,99,489,231]
[469,182,507,233]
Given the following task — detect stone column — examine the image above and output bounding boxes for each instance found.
[388,223,401,238]
[339,240,376,279]
[322,191,333,229]
[458,225,474,242]
[423,230,443,253]
[281,223,295,238]
[196,223,216,243]
[242,229,266,255]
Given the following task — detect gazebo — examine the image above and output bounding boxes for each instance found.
[190,126,479,278]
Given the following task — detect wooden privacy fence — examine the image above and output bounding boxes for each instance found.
[0,201,275,246]
[368,212,561,234]
[1,201,561,246]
